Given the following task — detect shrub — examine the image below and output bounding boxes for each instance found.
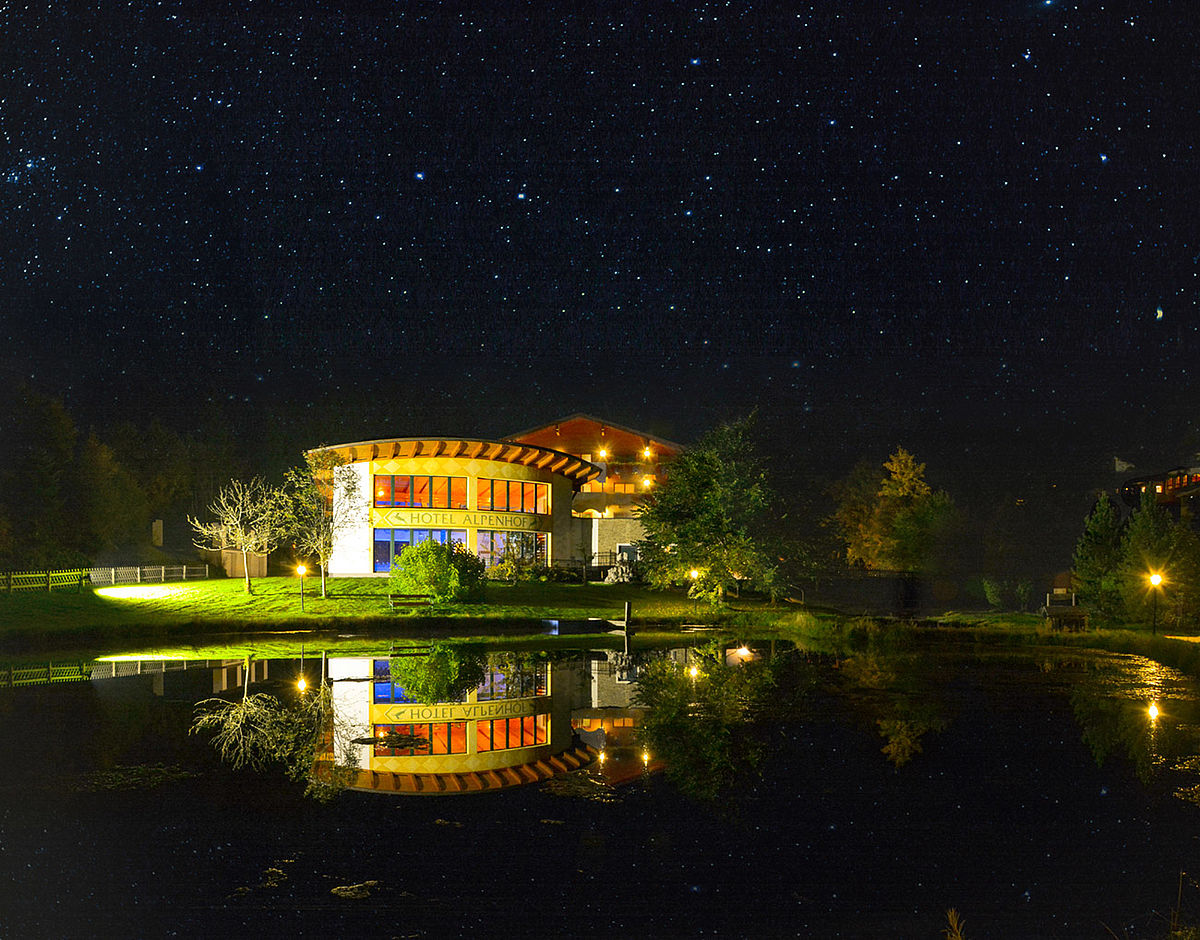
[982,578,1033,611]
[388,540,486,603]
[389,643,486,704]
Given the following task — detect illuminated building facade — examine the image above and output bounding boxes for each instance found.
[504,414,683,565]
[310,437,601,575]
[314,416,681,575]
[1118,464,1200,521]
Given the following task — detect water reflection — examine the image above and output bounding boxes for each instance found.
[28,642,1200,813]
[834,650,950,768]
[10,640,1200,932]
[1068,653,1200,802]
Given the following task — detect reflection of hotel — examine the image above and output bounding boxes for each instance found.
[313,414,682,575]
[329,656,595,793]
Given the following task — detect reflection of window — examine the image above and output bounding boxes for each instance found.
[475,714,547,752]
[476,530,546,568]
[373,722,468,756]
[373,659,416,703]
[374,475,468,509]
[476,663,548,701]
[476,478,548,513]
[373,529,468,572]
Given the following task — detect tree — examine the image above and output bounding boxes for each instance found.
[388,643,486,704]
[284,450,362,597]
[77,434,150,553]
[190,668,357,801]
[633,644,776,801]
[388,539,486,603]
[636,416,777,603]
[1072,494,1125,622]
[189,477,288,593]
[1120,488,1182,627]
[831,447,959,573]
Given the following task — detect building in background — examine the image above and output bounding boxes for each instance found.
[505,414,684,566]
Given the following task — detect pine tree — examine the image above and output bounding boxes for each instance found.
[1120,488,1177,626]
[1071,494,1125,622]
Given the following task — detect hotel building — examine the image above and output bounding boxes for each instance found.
[312,414,682,576]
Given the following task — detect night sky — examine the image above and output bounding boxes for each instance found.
[2,2,1197,494]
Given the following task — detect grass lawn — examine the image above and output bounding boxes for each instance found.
[0,575,783,659]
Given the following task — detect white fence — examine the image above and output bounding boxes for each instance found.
[0,658,227,687]
[85,564,209,586]
[1,564,209,592]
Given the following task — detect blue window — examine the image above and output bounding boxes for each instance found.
[373,529,468,572]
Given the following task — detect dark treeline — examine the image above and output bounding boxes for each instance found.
[0,383,249,568]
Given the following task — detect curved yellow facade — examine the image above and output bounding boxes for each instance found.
[310,437,601,576]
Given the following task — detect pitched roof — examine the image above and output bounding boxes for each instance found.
[504,413,684,457]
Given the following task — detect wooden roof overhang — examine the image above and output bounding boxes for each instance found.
[306,438,602,485]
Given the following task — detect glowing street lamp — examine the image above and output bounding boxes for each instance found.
[1148,571,1164,634]
[297,563,307,612]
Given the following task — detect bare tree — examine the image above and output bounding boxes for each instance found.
[189,477,288,594]
[284,450,363,597]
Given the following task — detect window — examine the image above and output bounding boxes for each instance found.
[476,530,546,568]
[476,478,548,513]
[475,662,548,701]
[475,713,547,752]
[374,529,468,572]
[374,475,468,509]
[373,659,416,703]
[373,722,468,756]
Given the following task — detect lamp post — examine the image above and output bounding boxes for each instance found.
[297,564,307,613]
[1149,572,1163,634]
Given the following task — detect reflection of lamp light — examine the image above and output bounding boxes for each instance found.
[688,664,699,679]
[1149,703,1160,721]
[297,677,307,693]
[689,569,699,580]
[641,750,650,766]
[642,447,653,459]
[297,564,307,613]
[598,750,607,764]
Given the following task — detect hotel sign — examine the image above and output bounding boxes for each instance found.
[376,509,549,532]
[378,699,539,723]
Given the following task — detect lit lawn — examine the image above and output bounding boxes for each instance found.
[0,576,771,654]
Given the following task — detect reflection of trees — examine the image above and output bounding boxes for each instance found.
[190,671,357,800]
[1070,687,1163,783]
[388,643,486,704]
[837,652,948,768]
[633,644,777,802]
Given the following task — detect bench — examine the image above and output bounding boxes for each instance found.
[388,594,432,611]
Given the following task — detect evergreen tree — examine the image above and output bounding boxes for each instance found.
[1120,488,1175,624]
[1071,494,1125,622]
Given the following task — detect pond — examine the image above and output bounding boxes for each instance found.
[2,640,1199,937]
